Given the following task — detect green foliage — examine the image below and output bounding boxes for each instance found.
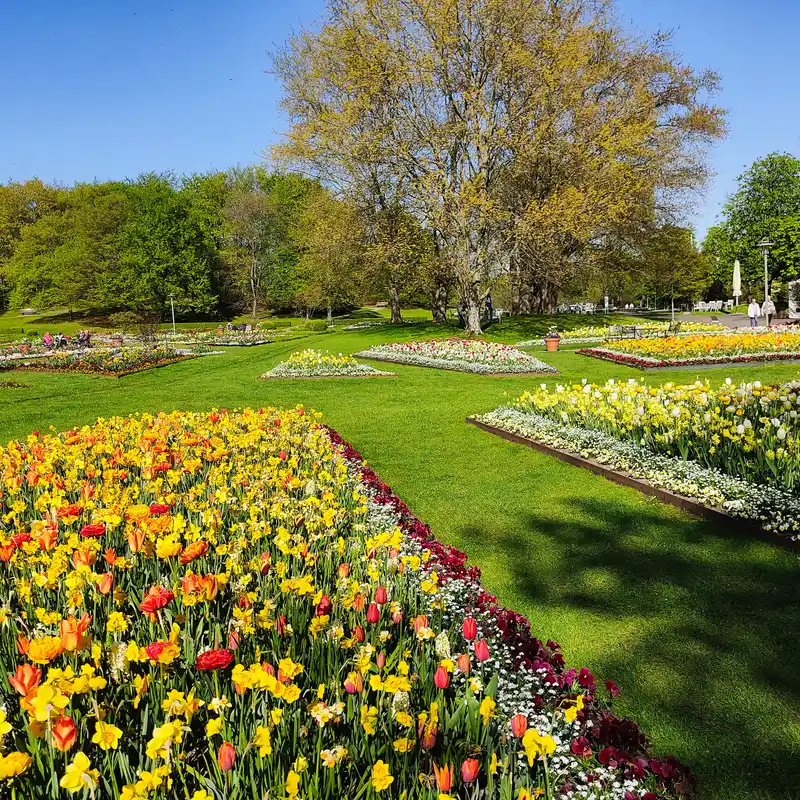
[704,152,800,294]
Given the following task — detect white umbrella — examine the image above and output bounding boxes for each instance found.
[732,259,741,305]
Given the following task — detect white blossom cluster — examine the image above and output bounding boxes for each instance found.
[476,407,800,539]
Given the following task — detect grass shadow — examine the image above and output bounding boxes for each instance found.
[457,497,800,800]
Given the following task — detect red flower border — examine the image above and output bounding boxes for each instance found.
[577,347,800,369]
[325,426,696,797]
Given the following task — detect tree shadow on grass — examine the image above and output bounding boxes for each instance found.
[459,500,800,800]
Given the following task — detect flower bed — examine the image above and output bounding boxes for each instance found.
[0,347,201,377]
[261,349,395,378]
[0,408,691,799]
[578,332,800,368]
[517,322,727,347]
[472,377,800,538]
[168,328,310,347]
[357,338,558,374]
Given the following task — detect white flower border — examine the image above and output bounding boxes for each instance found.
[473,408,800,540]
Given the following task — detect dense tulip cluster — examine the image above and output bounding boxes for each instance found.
[516,322,726,347]
[580,332,800,367]
[357,339,558,374]
[512,378,800,492]
[0,347,201,377]
[0,408,691,798]
[262,349,394,378]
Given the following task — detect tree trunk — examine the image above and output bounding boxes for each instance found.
[389,271,403,324]
[326,302,333,324]
[460,280,483,335]
[430,279,449,323]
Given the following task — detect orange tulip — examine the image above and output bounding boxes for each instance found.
[96,572,114,595]
[59,614,92,653]
[51,716,78,752]
[71,549,96,570]
[127,529,145,553]
[179,540,208,565]
[8,664,42,696]
[37,527,58,551]
[433,763,453,792]
[26,636,63,664]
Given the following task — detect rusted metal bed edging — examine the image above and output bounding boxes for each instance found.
[466,417,800,554]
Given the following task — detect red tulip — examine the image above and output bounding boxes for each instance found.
[344,673,363,693]
[462,617,477,641]
[510,713,528,738]
[374,586,387,604]
[276,616,287,635]
[217,741,236,771]
[376,651,386,669]
[353,625,365,643]
[474,639,490,662]
[149,503,170,515]
[79,523,106,538]
[461,758,480,784]
[434,665,450,689]
[139,586,174,616]
[366,603,380,624]
[316,595,332,616]
[259,552,271,574]
[196,648,234,671]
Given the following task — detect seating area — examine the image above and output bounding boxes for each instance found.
[693,300,734,312]
[607,321,684,339]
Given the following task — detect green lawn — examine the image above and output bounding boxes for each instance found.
[1,321,798,800]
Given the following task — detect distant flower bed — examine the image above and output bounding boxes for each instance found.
[0,347,200,377]
[261,349,394,378]
[0,407,694,799]
[517,322,727,347]
[357,338,558,374]
[579,331,800,368]
[473,377,800,538]
[0,379,29,389]
[168,328,306,347]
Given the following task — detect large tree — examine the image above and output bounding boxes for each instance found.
[703,153,800,295]
[294,187,364,322]
[273,0,725,332]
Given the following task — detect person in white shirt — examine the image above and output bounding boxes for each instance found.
[762,295,776,326]
[747,298,761,328]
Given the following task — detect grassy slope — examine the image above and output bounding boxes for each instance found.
[1,320,798,800]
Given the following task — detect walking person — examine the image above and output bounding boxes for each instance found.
[762,295,776,327]
[747,297,761,328]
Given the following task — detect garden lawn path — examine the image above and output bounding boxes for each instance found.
[1,323,799,800]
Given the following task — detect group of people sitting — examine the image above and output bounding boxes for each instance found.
[41,330,92,349]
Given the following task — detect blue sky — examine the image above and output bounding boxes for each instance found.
[1,0,799,237]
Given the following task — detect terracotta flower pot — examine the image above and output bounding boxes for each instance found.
[545,338,560,352]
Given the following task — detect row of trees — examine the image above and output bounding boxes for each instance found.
[272,0,726,332]
[702,152,800,300]
[0,170,390,322]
